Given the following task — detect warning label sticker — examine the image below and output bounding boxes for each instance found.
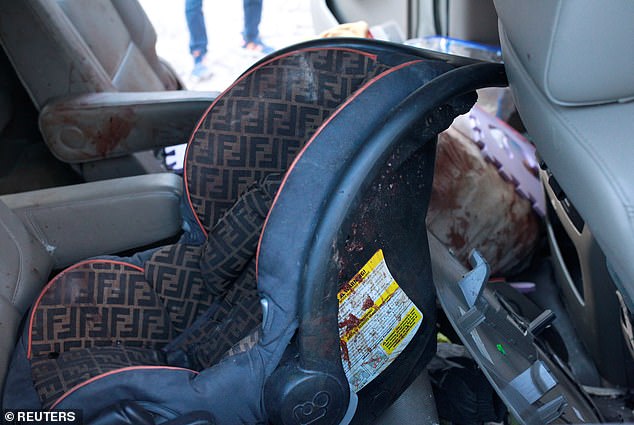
[338,249,423,392]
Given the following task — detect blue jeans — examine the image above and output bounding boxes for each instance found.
[186,0,208,63]
[243,0,263,43]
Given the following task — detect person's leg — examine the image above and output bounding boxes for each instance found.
[242,0,273,53]
[185,0,208,63]
[242,0,262,44]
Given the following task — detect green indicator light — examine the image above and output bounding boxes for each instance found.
[496,344,506,355]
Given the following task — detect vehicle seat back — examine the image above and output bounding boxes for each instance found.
[0,0,180,110]
[494,0,634,107]
[495,0,634,384]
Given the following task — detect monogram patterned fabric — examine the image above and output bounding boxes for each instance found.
[29,174,284,408]
[166,259,261,370]
[31,346,165,410]
[186,48,389,232]
[145,244,214,334]
[143,174,280,369]
[29,261,173,360]
[201,173,281,296]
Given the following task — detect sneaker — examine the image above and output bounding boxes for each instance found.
[191,61,213,81]
[242,38,274,55]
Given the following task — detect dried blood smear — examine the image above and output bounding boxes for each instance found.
[362,295,374,310]
[340,340,350,365]
[339,313,361,333]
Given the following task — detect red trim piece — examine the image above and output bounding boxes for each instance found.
[49,366,198,410]
[26,260,144,359]
[254,59,424,279]
[488,277,506,283]
[183,47,380,237]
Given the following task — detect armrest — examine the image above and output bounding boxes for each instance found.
[0,173,183,268]
[39,91,218,163]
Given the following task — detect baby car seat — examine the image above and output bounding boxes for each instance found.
[3,39,503,424]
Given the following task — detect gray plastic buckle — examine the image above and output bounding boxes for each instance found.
[456,251,489,333]
[459,250,489,308]
[509,361,557,404]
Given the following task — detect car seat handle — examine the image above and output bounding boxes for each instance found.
[263,59,507,425]
[296,61,508,370]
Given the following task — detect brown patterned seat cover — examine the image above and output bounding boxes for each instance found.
[22,46,401,410]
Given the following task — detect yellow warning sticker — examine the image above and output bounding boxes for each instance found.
[337,250,385,303]
[338,249,423,392]
[381,306,423,354]
[340,281,399,344]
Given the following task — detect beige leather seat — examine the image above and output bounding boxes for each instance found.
[1,0,182,105]
[0,0,214,179]
[495,0,634,385]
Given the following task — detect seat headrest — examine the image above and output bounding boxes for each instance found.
[495,0,634,106]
